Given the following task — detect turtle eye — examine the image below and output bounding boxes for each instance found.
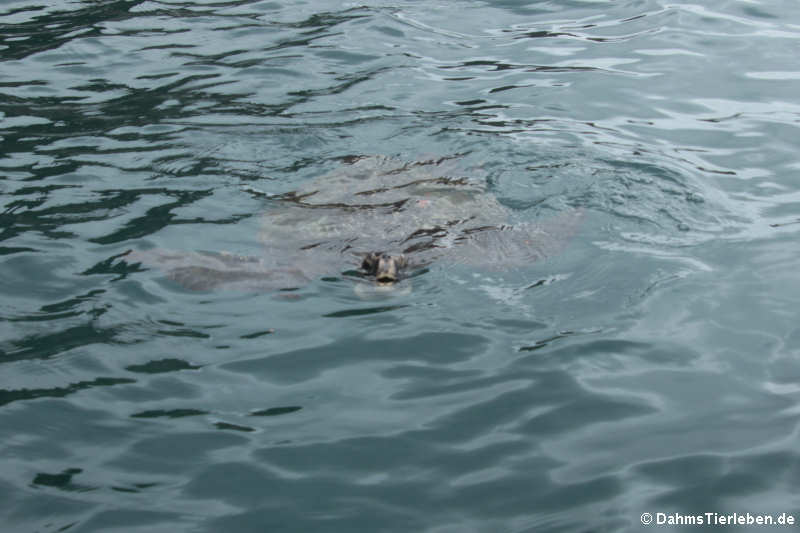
[361,252,379,272]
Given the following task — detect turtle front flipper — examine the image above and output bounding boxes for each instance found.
[168,264,310,292]
[436,209,584,270]
[124,249,310,292]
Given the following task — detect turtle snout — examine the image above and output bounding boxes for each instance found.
[362,252,406,284]
[376,272,398,284]
[373,256,400,284]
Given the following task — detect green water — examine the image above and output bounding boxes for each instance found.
[2,1,800,531]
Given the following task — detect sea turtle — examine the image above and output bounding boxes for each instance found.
[126,155,582,292]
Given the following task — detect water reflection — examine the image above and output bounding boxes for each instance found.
[2,0,800,531]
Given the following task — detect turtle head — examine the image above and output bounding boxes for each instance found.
[361,252,407,284]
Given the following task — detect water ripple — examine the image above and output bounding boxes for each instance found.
[2,0,800,531]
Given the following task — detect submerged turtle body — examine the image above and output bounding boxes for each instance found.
[260,156,508,259]
[260,155,580,273]
[129,156,582,291]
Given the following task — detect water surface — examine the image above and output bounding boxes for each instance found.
[2,1,800,531]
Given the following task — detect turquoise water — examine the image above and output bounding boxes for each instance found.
[2,1,800,531]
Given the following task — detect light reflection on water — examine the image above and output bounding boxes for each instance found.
[2,1,800,531]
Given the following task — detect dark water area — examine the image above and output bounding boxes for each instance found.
[2,1,800,531]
